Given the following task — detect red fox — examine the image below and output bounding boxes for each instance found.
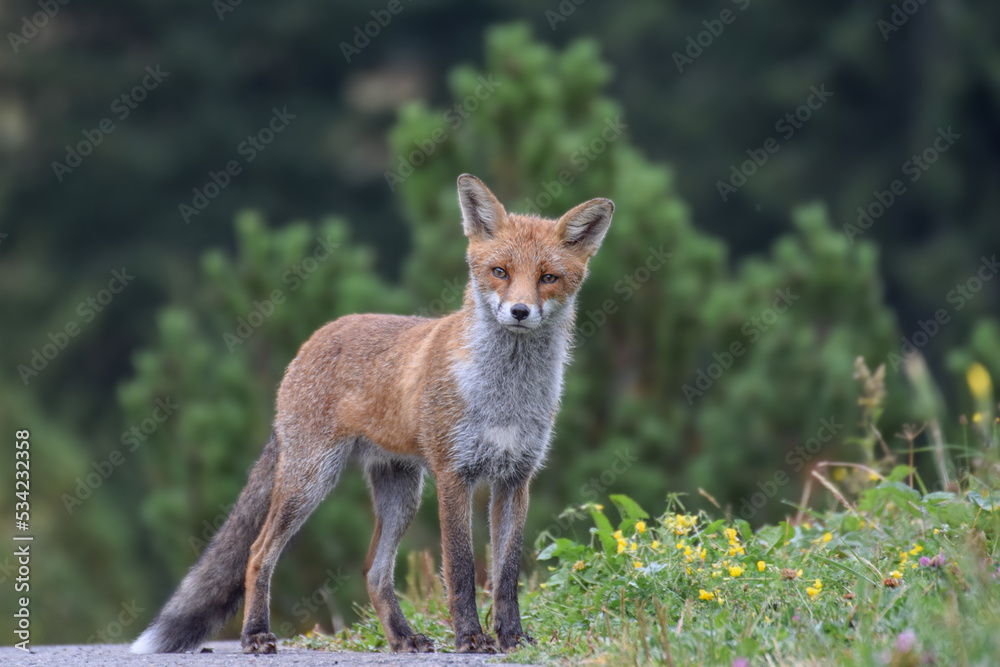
[132,175,614,655]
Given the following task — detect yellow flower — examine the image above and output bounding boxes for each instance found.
[594,504,604,511]
[967,363,993,400]
[633,560,643,569]
[832,467,848,481]
[757,560,766,572]
[667,513,696,535]
[724,528,738,543]
[613,530,623,540]
[572,560,585,571]
[868,472,880,481]
[629,541,638,552]
[973,412,983,424]
[699,548,707,560]
[802,522,812,530]
[540,583,547,589]
[635,521,646,534]
[806,586,820,597]
[729,565,743,578]
[698,589,715,601]
[796,569,804,578]
[900,551,909,564]
[933,528,939,535]
[617,540,627,555]
[909,544,923,556]
[676,540,686,550]
[822,532,833,543]
[651,540,661,550]
[814,579,823,588]
[889,570,903,578]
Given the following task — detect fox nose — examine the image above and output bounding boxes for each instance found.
[510,303,530,322]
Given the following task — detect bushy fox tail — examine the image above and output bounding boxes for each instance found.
[131,433,279,653]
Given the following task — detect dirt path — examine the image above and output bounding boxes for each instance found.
[1,641,540,666]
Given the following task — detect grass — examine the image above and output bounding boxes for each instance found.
[291,360,1000,665]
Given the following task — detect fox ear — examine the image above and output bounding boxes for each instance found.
[457,174,507,239]
[557,198,614,256]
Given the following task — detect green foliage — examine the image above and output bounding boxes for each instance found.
[298,470,1000,664]
[504,481,1000,666]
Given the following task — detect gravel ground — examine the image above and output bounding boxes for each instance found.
[1,641,539,666]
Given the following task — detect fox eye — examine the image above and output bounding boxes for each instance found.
[540,274,558,284]
[491,267,508,279]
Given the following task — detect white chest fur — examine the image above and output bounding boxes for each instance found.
[450,311,571,483]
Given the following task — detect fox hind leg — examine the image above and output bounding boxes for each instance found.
[241,439,350,654]
[363,458,433,653]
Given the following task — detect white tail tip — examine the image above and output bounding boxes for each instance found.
[130,626,159,654]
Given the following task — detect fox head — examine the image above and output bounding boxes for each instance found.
[457,174,614,334]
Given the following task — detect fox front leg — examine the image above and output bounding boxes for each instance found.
[437,473,498,653]
[490,478,535,651]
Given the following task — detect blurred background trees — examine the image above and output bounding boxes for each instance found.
[1,0,998,644]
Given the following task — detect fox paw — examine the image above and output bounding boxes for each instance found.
[499,631,536,652]
[241,631,277,654]
[392,633,435,653]
[456,631,498,654]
